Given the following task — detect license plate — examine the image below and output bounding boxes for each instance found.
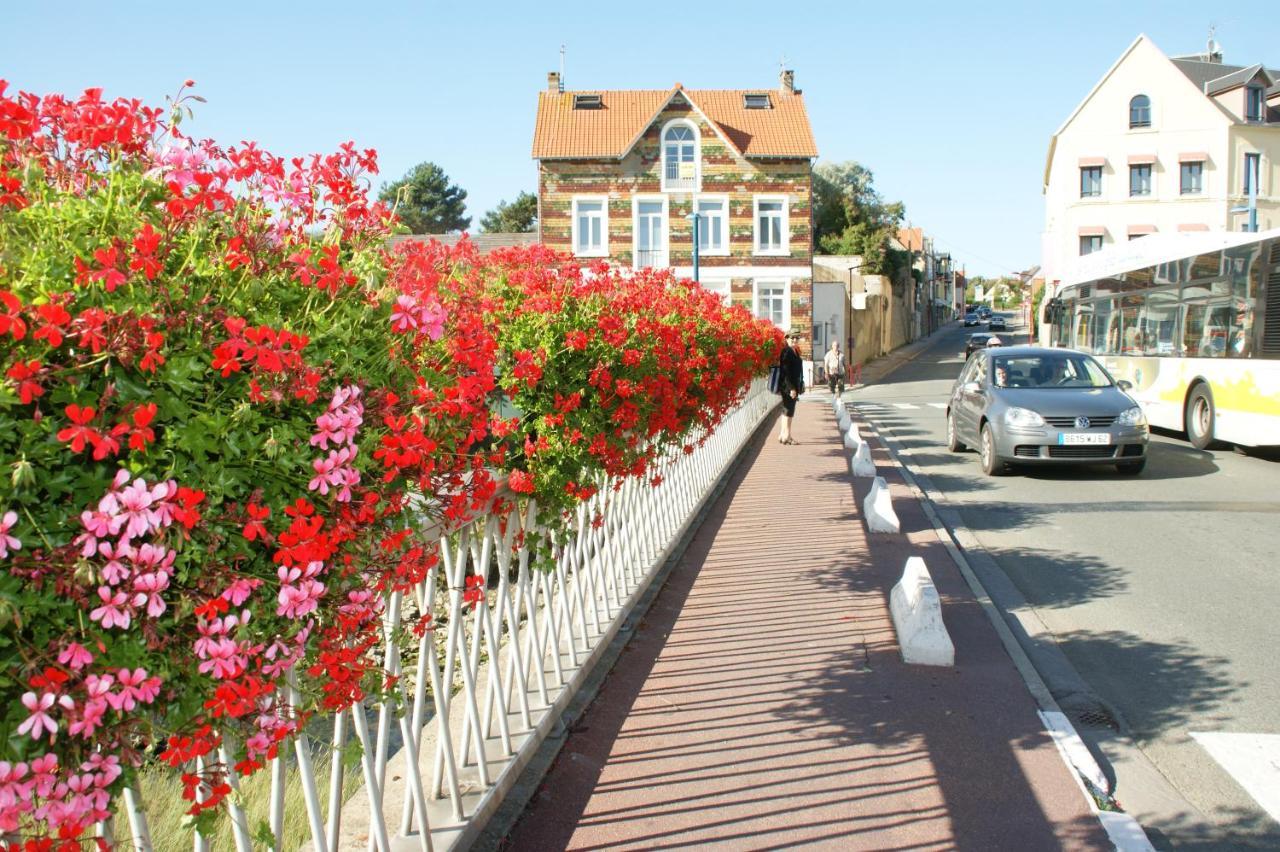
[1059,433,1111,445]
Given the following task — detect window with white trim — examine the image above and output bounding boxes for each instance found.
[1246,86,1264,123]
[661,122,699,192]
[572,197,608,256]
[754,196,788,255]
[695,196,728,255]
[1244,152,1261,194]
[753,279,789,328]
[633,197,667,269]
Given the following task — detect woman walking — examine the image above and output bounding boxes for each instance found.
[778,329,805,445]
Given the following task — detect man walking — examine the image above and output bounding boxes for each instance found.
[823,341,845,396]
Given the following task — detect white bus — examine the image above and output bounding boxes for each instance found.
[1045,228,1280,449]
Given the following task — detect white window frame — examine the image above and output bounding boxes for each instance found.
[571,195,609,258]
[752,278,790,329]
[693,194,730,256]
[631,194,669,269]
[700,278,731,305]
[753,195,790,256]
[660,119,701,193]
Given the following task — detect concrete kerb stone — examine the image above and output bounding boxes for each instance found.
[889,556,955,666]
[863,475,900,533]
[851,441,877,477]
[842,423,863,451]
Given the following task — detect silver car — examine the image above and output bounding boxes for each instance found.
[946,347,1149,476]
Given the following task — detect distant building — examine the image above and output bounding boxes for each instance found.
[531,70,818,356]
[1042,34,1280,286]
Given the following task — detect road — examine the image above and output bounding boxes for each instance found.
[846,316,1280,851]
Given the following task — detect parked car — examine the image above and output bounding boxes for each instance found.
[964,333,996,357]
[988,315,1007,332]
[945,347,1149,476]
[977,306,992,319]
[964,312,980,327]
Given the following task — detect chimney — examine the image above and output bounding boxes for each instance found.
[547,71,562,92]
[780,69,795,94]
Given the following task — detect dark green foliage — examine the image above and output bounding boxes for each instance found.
[480,191,538,233]
[379,161,470,234]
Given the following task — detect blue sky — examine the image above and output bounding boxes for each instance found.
[6,1,1275,277]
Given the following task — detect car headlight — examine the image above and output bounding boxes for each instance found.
[1004,407,1045,428]
[1117,405,1147,426]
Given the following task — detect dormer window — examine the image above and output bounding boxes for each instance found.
[1129,95,1151,129]
[743,93,771,109]
[573,94,603,110]
[1246,86,1264,122]
[661,121,699,192]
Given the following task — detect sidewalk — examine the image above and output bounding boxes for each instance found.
[503,398,1109,850]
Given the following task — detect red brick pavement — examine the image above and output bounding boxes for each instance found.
[503,402,1109,851]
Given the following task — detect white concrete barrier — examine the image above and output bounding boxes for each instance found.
[863,475,899,533]
[836,408,851,432]
[842,423,863,451]
[851,441,876,477]
[833,397,845,415]
[889,556,955,666]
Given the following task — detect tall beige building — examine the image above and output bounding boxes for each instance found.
[1041,34,1279,287]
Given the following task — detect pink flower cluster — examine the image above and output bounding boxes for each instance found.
[277,560,325,619]
[78,470,181,631]
[390,293,446,339]
[308,384,363,503]
[0,752,122,835]
[0,508,19,559]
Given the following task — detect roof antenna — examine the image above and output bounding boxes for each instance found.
[559,44,566,92]
[1206,23,1220,62]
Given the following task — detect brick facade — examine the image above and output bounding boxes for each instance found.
[535,88,816,359]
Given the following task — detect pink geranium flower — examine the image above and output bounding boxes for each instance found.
[56,642,94,671]
[89,586,133,630]
[18,692,68,741]
[0,510,20,559]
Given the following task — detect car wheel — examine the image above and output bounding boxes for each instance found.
[979,423,1004,476]
[1185,384,1215,450]
[1116,458,1146,475]
[946,411,966,452]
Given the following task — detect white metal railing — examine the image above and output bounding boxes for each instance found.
[114,378,774,851]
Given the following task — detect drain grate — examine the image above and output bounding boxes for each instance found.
[1074,708,1120,731]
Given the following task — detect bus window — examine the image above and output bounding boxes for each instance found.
[1141,288,1180,355]
[1184,299,1231,358]
[1229,304,1254,357]
[1119,295,1143,354]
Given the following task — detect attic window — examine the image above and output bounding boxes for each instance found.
[573,94,603,110]
[743,93,771,109]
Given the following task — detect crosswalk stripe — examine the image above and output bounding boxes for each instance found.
[1191,732,1280,822]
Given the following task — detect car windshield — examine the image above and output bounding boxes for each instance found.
[991,354,1113,389]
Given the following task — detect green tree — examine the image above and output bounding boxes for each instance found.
[379,161,470,234]
[811,161,906,275]
[480,191,538,233]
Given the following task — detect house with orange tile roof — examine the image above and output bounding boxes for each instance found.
[532,69,818,359]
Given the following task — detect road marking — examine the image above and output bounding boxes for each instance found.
[1190,732,1280,822]
[927,402,947,409]
[893,403,920,410]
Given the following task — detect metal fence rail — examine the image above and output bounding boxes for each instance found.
[116,378,774,851]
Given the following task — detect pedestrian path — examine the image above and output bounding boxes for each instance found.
[504,403,1109,850]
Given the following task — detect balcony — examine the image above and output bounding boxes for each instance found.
[633,248,669,269]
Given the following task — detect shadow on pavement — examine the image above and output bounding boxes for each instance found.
[980,546,1129,610]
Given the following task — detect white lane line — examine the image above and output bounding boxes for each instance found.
[892,403,920,410]
[927,402,947,409]
[1190,732,1280,822]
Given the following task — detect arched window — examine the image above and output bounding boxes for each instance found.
[661,121,699,191]
[1129,95,1151,129]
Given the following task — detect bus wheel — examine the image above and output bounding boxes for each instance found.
[1185,384,1215,450]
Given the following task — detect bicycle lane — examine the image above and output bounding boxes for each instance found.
[500,397,1108,850]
